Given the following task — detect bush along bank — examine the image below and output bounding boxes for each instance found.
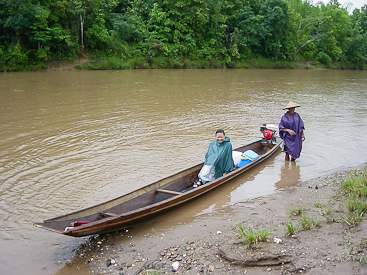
[68,57,366,71]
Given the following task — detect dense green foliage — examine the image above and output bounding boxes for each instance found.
[1,0,366,71]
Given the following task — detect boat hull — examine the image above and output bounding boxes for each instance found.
[34,139,282,237]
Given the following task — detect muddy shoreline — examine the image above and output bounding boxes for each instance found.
[59,164,367,275]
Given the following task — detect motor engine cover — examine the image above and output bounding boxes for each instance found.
[263,129,274,140]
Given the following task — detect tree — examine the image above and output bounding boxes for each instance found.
[0,0,71,61]
[259,0,293,60]
[316,3,352,62]
[144,0,210,59]
[346,5,367,67]
[67,0,117,54]
[288,0,326,61]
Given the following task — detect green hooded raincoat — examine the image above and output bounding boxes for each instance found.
[198,136,235,183]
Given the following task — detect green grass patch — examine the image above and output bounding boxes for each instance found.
[341,211,365,227]
[149,57,184,69]
[237,223,271,247]
[345,197,367,214]
[77,57,129,70]
[314,202,323,208]
[348,238,367,264]
[254,57,273,68]
[341,174,367,198]
[299,215,322,230]
[351,254,367,264]
[233,61,251,69]
[287,206,307,217]
[142,270,165,275]
[272,61,298,69]
[319,205,336,223]
[284,220,300,236]
[360,239,367,248]
[338,172,367,226]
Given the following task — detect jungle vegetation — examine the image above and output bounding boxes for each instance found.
[0,0,366,71]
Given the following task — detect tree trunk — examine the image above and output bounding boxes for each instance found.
[80,12,85,53]
[293,34,324,62]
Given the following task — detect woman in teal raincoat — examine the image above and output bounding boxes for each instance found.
[194,129,235,187]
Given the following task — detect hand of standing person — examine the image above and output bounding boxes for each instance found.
[284,129,296,136]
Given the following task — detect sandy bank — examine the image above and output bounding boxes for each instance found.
[59,164,367,275]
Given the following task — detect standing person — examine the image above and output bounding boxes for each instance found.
[193,129,235,187]
[279,101,305,161]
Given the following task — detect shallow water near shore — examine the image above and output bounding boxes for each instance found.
[0,69,367,275]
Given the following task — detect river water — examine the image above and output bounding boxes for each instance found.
[0,69,366,275]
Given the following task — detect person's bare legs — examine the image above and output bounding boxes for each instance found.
[285,153,297,161]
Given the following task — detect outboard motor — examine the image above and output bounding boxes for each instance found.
[260,124,278,144]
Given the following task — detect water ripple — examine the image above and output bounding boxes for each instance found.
[0,69,367,275]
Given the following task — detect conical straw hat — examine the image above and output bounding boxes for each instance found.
[282,101,301,110]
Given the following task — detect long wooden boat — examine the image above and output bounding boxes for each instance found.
[34,137,282,237]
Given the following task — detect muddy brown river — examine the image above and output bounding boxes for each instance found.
[0,69,366,275]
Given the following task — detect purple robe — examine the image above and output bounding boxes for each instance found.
[279,112,304,159]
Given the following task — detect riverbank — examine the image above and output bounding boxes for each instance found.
[59,164,367,275]
[45,58,363,71]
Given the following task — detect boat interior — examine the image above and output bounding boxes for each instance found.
[39,139,278,232]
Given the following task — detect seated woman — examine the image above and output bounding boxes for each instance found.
[194,129,235,187]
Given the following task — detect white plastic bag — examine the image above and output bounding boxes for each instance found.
[198,165,216,183]
[232,151,242,167]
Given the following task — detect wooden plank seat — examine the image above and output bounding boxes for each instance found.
[156,189,182,196]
